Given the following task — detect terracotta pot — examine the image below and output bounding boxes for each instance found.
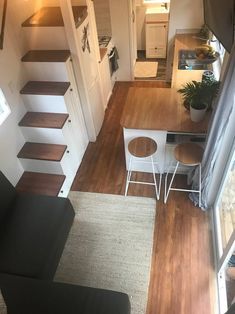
[190,104,207,122]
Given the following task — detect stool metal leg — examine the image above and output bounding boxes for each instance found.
[164,160,173,203]
[164,161,179,203]
[125,156,133,196]
[151,156,160,200]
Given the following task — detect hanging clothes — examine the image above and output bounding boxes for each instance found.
[109,47,119,75]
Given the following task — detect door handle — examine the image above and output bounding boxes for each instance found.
[132,10,135,23]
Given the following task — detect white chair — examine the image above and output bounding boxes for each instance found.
[164,142,204,206]
[125,136,161,199]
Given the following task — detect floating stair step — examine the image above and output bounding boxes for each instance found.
[19,112,69,129]
[21,50,71,62]
[16,171,66,196]
[22,6,87,28]
[22,7,64,27]
[20,81,70,96]
[17,142,67,161]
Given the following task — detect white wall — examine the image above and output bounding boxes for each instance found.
[0,0,58,185]
[93,0,112,36]
[166,0,204,80]
[109,0,132,80]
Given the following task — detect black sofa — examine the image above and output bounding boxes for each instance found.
[0,171,131,313]
[0,171,75,280]
[0,273,130,314]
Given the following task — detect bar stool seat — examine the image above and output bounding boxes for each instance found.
[164,142,204,206]
[125,136,161,199]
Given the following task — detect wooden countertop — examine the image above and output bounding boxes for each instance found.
[120,87,210,133]
[171,34,211,90]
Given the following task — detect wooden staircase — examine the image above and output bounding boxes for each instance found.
[16,172,66,196]
[16,6,89,196]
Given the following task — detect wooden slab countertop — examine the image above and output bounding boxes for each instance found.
[120,87,210,134]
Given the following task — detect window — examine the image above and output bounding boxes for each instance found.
[0,89,10,125]
[210,35,226,80]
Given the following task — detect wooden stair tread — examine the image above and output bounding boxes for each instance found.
[22,7,64,27]
[22,6,87,28]
[16,171,65,196]
[19,112,69,129]
[20,81,70,96]
[17,142,67,161]
[21,50,71,62]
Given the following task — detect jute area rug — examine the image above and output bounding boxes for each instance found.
[55,192,156,314]
[134,61,158,78]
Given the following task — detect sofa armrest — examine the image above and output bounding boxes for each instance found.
[0,274,131,314]
[0,171,17,221]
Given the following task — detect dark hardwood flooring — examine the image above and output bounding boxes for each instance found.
[72,81,214,313]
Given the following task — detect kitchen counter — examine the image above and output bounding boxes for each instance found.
[121,86,210,174]
[121,87,210,134]
[171,34,210,89]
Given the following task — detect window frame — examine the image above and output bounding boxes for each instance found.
[0,88,11,125]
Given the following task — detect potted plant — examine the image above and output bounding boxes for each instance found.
[178,79,220,122]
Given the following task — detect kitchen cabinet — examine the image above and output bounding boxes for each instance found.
[146,23,168,58]
[99,51,112,110]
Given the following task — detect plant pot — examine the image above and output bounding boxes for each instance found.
[190,104,207,122]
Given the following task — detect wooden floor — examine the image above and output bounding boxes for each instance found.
[72,81,215,314]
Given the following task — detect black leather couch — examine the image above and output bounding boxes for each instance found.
[0,171,75,280]
[0,172,131,313]
[0,273,130,314]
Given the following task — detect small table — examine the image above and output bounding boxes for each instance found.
[120,87,210,173]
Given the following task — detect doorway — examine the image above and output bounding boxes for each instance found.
[130,0,170,81]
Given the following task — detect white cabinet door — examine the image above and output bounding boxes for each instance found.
[146,23,168,58]
[99,54,112,109]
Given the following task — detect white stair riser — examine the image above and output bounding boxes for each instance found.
[58,175,74,197]
[19,159,64,175]
[23,62,70,82]
[20,127,66,144]
[23,27,69,50]
[19,152,76,176]
[22,95,67,113]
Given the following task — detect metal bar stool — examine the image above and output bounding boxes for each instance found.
[125,136,162,199]
[164,142,204,206]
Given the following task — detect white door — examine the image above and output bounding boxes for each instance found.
[76,14,104,136]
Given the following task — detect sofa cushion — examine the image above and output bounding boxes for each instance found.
[0,172,17,222]
[0,274,131,314]
[0,194,74,279]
